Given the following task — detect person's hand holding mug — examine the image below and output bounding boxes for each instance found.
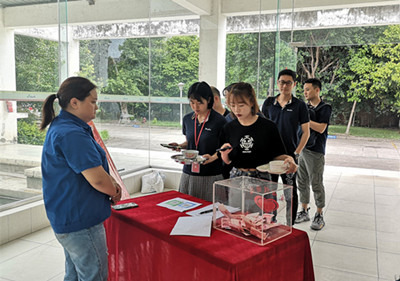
[283,156,297,174]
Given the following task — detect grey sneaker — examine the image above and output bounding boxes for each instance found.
[310,212,325,230]
[295,207,310,224]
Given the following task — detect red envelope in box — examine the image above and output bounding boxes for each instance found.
[254,196,279,213]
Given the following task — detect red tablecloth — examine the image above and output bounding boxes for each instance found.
[105,191,315,281]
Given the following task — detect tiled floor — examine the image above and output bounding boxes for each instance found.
[0,165,399,280]
[0,228,64,281]
[297,167,400,281]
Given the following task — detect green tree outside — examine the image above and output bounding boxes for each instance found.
[15,25,400,130]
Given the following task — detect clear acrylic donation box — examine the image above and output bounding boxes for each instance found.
[212,176,293,246]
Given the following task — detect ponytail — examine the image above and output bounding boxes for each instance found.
[40,94,57,131]
[39,76,96,131]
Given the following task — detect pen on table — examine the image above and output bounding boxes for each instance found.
[199,209,214,215]
[216,146,232,152]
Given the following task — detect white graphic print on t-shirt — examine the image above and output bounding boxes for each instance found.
[240,135,254,153]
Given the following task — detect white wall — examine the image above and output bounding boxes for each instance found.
[0,11,17,143]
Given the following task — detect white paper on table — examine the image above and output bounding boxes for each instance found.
[170,216,212,237]
[157,197,202,212]
[186,202,241,219]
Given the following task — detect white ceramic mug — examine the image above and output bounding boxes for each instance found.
[182,150,198,159]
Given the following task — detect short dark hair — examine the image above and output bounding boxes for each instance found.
[210,86,220,97]
[278,69,296,81]
[187,81,214,109]
[304,78,322,90]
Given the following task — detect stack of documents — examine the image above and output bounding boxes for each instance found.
[169,202,240,237]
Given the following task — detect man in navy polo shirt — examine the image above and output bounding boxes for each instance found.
[296,78,332,230]
[261,69,310,225]
[211,86,230,117]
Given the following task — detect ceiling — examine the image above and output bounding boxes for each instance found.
[0,0,82,8]
[1,0,398,30]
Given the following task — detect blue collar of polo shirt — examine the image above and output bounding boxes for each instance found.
[58,110,93,134]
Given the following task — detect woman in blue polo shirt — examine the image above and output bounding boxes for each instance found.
[169,81,227,201]
[40,77,121,281]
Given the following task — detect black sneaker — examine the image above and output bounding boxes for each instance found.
[295,207,310,224]
[310,212,325,230]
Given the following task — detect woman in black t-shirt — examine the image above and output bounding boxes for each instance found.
[219,82,297,178]
[168,81,227,201]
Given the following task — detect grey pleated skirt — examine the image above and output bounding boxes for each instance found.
[179,173,224,202]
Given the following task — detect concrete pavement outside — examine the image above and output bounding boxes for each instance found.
[1,124,398,175]
[94,124,400,172]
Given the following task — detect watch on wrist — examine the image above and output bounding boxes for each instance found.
[294,152,300,160]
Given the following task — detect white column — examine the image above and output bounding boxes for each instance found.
[0,12,17,143]
[59,24,68,84]
[68,29,80,77]
[59,28,79,82]
[198,0,226,92]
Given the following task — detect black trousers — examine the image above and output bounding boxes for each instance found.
[270,172,298,226]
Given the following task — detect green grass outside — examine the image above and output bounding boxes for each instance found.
[100,130,110,141]
[149,123,400,140]
[148,122,400,140]
[146,122,400,140]
[329,125,400,140]
[98,118,399,140]
[147,120,400,140]
[150,120,182,128]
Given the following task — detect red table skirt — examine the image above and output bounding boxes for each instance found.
[105,191,315,281]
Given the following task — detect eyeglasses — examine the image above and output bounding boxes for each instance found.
[278,80,294,86]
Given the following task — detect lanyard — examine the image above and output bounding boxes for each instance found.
[194,110,210,149]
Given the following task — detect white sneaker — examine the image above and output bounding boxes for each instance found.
[310,212,325,230]
[295,207,310,224]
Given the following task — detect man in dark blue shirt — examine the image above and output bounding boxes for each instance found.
[261,69,310,225]
[211,86,232,179]
[296,78,332,230]
[211,86,230,117]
